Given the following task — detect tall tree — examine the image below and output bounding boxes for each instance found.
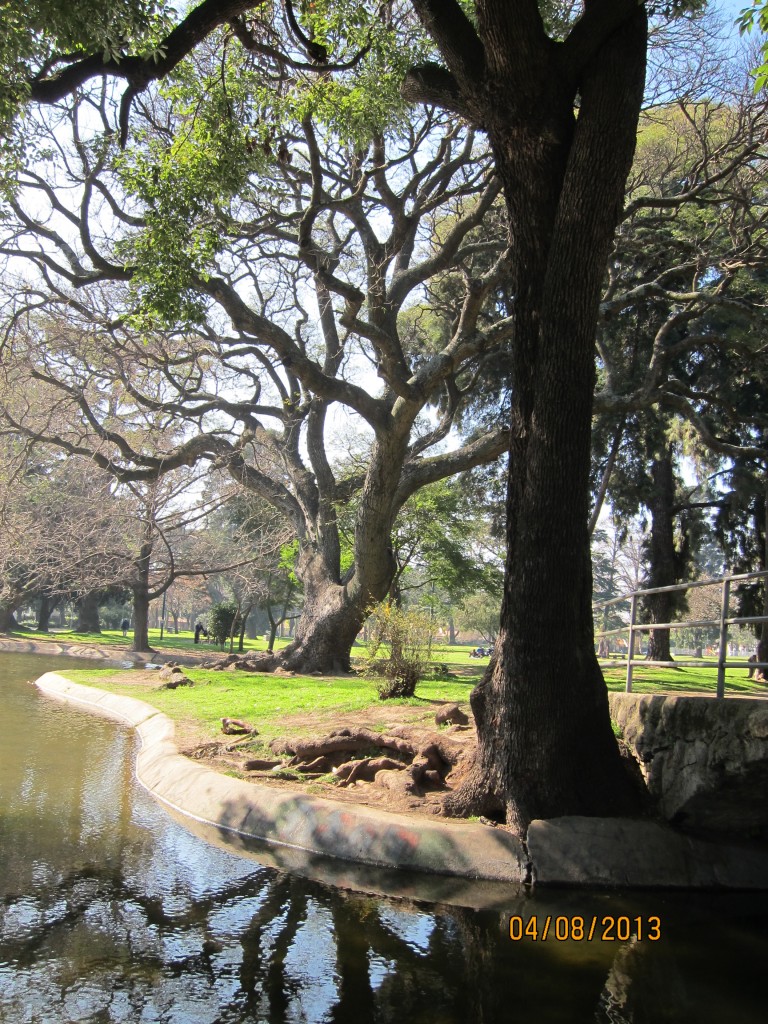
[405,1,764,827]
[1,95,509,672]
[594,76,768,665]
[5,0,763,832]
[397,1,653,827]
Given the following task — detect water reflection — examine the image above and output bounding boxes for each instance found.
[1,653,767,1023]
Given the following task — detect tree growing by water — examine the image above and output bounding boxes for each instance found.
[4,0,767,831]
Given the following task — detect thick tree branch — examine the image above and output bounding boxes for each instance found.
[408,0,485,85]
[394,428,508,510]
[560,0,647,84]
[400,63,469,117]
[29,1,263,105]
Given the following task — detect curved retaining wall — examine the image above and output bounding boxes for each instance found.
[33,673,527,883]
[34,673,768,889]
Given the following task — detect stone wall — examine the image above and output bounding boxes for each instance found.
[608,692,768,838]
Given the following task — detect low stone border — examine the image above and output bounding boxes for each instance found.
[33,672,527,883]
[527,816,768,889]
[33,673,768,889]
[0,635,200,665]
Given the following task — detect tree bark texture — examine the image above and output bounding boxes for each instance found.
[277,547,389,673]
[131,586,152,653]
[435,5,649,832]
[130,538,154,653]
[645,449,677,663]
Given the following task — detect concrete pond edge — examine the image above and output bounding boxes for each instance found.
[33,672,768,891]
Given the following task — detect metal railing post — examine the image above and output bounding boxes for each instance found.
[716,578,731,699]
[626,593,637,693]
[592,568,768,695]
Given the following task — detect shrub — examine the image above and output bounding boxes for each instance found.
[366,604,434,699]
[98,601,132,630]
[208,602,242,646]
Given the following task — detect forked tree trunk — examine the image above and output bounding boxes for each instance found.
[279,578,369,673]
[268,438,403,673]
[444,10,648,833]
[276,536,399,673]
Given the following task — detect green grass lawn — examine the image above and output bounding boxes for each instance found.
[10,626,279,653]
[63,665,479,751]
[19,628,767,750]
[18,625,765,695]
[59,657,765,767]
[602,660,767,697]
[18,624,766,696]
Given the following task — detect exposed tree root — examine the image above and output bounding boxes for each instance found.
[221,718,258,735]
[441,764,506,823]
[268,726,466,794]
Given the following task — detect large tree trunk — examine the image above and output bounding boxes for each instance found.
[445,10,648,833]
[73,592,101,633]
[280,584,367,673]
[36,593,59,633]
[268,435,405,673]
[0,603,19,633]
[131,586,152,653]
[277,548,382,673]
[645,448,677,663]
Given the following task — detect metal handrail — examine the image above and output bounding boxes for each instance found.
[593,569,768,699]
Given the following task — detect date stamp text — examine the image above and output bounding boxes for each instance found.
[508,915,661,942]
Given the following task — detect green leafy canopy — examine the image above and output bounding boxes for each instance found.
[113,2,431,326]
[738,1,768,90]
[0,1,172,181]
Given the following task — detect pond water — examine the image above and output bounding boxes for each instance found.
[1,652,768,1024]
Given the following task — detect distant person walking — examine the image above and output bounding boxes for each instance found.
[121,618,130,637]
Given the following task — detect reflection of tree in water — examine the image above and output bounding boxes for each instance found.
[237,875,475,1024]
[593,901,768,1024]
[5,861,574,1023]
[0,861,266,1020]
[0,859,607,1023]
[236,881,615,1024]
[596,938,690,1024]
[4,854,767,1024]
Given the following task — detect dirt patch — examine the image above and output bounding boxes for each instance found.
[187,714,478,819]
[108,669,479,819]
